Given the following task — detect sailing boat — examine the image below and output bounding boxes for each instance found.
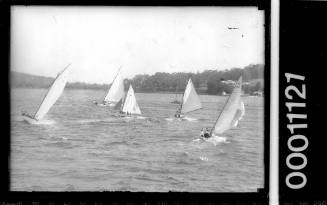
[174,78,202,119]
[118,84,141,116]
[94,68,124,107]
[21,64,71,124]
[202,76,245,139]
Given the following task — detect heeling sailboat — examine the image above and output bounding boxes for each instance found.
[175,78,202,118]
[94,67,124,107]
[119,84,141,116]
[204,76,245,138]
[21,64,72,124]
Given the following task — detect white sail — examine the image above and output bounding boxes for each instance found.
[230,100,245,128]
[121,85,141,114]
[34,64,71,121]
[114,92,125,110]
[103,70,125,103]
[211,76,244,135]
[180,78,202,114]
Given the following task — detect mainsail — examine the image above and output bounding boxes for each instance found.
[210,76,245,136]
[121,85,141,114]
[179,78,202,114]
[114,92,126,110]
[103,69,124,104]
[34,64,71,121]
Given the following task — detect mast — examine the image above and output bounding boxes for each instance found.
[175,74,180,101]
[177,78,187,113]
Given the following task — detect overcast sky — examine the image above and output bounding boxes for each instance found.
[11,6,264,84]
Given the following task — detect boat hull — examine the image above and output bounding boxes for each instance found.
[93,101,116,107]
[170,100,181,104]
[22,116,40,124]
[22,115,55,125]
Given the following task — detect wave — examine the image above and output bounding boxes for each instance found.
[64,184,76,191]
[165,117,198,122]
[144,118,161,123]
[13,115,57,125]
[74,118,118,124]
[67,138,96,143]
[175,150,210,164]
[134,174,166,183]
[136,116,147,120]
[11,115,24,122]
[165,117,175,121]
[182,117,198,121]
[206,135,229,146]
[199,156,209,161]
[105,140,129,146]
[121,116,148,121]
[27,119,56,125]
[191,135,230,146]
[44,141,77,149]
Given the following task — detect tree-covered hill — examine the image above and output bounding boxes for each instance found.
[10,63,264,95]
[10,72,107,90]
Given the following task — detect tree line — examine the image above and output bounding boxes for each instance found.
[124,64,264,95]
[11,64,264,95]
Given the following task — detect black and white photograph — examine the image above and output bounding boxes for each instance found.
[10,6,265,192]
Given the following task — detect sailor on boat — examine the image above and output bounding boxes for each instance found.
[22,112,34,120]
[174,104,182,118]
[200,128,205,138]
[200,128,211,138]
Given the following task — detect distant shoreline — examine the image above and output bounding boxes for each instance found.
[11,86,191,94]
[11,87,262,97]
[11,64,264,96]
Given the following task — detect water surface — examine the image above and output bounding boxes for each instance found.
[11,88,264,192]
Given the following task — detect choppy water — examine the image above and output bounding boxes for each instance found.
[10,88,264,192]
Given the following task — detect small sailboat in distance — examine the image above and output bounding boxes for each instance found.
[118,84,141,116]
[21,63,71,124]
[93,67,124,107]
[200,76,245,140]
[174,78,202,119]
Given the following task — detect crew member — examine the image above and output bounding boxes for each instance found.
[204,128,210,138]
[22,112,33,119]
[174,105,182,118]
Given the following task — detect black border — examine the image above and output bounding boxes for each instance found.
[1,0,270,204]
[279,0,327,202]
